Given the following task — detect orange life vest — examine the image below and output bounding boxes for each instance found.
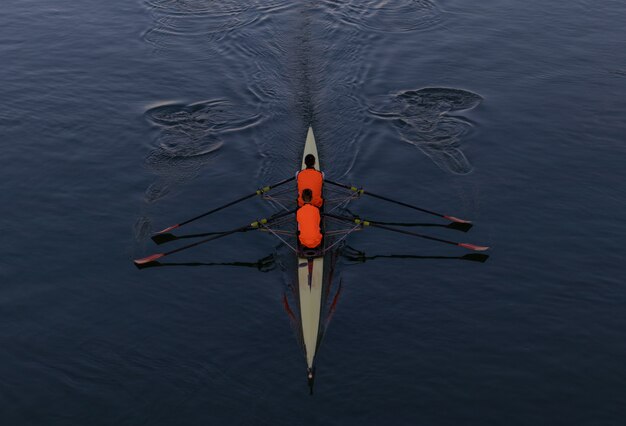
[296,204,322,248]
[297,168,323,207]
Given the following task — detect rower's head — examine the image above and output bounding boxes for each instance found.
[304,154,316,169]
[302,188,313,203]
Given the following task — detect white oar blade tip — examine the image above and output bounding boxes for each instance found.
[445,215,472,224]
[459,243,490,252]
[134,253,165,265]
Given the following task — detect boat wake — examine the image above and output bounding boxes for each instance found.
[368,87,483,175]
[321,0,444,33]
[142,0,293,60]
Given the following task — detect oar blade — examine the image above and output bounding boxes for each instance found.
[446,222,473,232]
[444,215,472,224]
[134,260,163,270]
[461,253,490,263]
[458,243,490,252]
[151,233,177,245]
[134,253,165,267]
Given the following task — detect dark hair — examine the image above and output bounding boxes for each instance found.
[302,188,313,202]
[304,154,316,168]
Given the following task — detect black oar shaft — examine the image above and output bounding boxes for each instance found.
[152,230,240,245]
[164,208,296,255]
[164,225,253,256]
[178,175,295,227]
[368,222,459,247]
[367,193,442,218]
[135,209,297,266]
[343,253,489,263]
[156,176,295,233]
[324,213,488,251]
[325,213,452,243]
[168,231,230,240]
[325,179,469,223]
[361,220,472,232]
[178,194,256,228]
[135,224,255,266]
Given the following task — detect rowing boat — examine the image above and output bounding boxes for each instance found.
[133,124,489,393]
[297,127,324,391]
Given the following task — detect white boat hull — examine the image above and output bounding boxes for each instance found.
[297,126,324,372]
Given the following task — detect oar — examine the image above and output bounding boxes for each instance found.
[342,251,489,263]
[136,209,297,267]
[134,254,276,271]
[358,220,472,233]
[325,213,489,251]
[154,176,295,234]
[152,208,297,245]
[134,223,255,267]
[152,230,237,245]
[325,179,471,224]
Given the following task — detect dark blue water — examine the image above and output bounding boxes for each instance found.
[2,0,625,424]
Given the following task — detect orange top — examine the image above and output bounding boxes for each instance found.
[297,169,323,207]
[297,204,322,248]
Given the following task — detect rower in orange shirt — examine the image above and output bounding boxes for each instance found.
[297,189,323,249]
[297,154,323,208]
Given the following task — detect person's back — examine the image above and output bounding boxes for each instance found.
[297,154,323,207]
[297,189,322,249]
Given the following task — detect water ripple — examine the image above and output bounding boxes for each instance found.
[369,88,482,174]
[142,99,261,203]
[142,0,294,59]
[321,0,443,33]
